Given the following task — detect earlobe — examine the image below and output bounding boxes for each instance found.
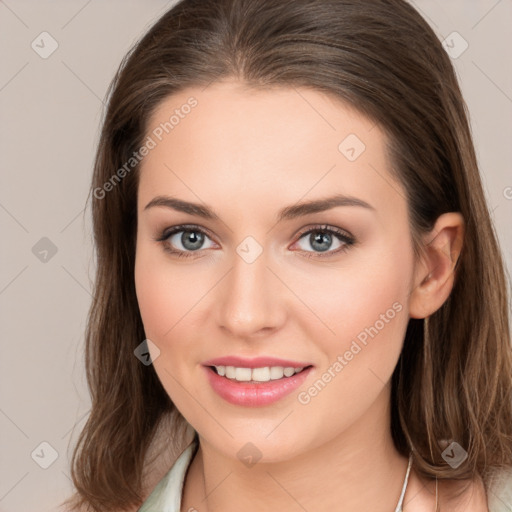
[408,212,465,319]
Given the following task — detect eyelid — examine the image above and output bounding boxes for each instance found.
[156,223,354,242]
[291,224,355,258]
[294,223,354,242]
[154,223,356,258]
[155,223,216,243]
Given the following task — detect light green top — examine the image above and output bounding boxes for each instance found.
[138,440,199,512]
[137,438,512,512]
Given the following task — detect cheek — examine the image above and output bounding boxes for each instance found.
[134,242,194,341]
[135,260,170,340]
[134,241,216,372]
[134,246,202,401]
[291,252,411,433]
[293,244,412,370]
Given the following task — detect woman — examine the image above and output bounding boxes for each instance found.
[63,0,512,510]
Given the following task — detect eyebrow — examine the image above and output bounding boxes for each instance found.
[143,193,375,222]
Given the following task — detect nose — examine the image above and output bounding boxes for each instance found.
[216,247,286,339]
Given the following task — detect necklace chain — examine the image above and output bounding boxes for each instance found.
[394,452,413,512]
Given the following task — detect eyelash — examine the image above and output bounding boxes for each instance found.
[154,223,356,260]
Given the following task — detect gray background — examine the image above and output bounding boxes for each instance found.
[0,1,511,511]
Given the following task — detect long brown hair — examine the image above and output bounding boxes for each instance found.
[63,0,512,510]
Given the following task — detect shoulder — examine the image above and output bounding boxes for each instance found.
[59,421,195,512]
[138,434,199,511]
[486,466,512,512]
[404,468,489,511]
[55,498,141,512]
[441,474,488,511]
[140,414,196,497]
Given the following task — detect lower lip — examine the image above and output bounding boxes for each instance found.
[203,365,313,407]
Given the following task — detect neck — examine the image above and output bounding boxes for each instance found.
[183,386,410,512]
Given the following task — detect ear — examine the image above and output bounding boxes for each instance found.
[409,212,465,319]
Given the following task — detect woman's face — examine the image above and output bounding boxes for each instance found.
[134,80,416,461]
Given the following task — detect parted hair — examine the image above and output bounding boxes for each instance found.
[63,0,512,510]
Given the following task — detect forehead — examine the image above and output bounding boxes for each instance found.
[138,80,407,224]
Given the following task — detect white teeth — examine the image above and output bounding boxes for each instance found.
[252,367,271,381]
[270,366,284,380]
[213,365,305,382]
[235,367,252,381]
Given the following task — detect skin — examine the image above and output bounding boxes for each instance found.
[134,80,478,511]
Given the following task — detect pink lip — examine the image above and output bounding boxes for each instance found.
[202,365,314,407]
[202,356,312,368]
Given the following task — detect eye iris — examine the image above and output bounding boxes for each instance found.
[310,232,332,252]
[181,231,204,251]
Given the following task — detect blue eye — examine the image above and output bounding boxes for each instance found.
[155,225,215,257]
[293,225,355,258]
[155,223,355,259]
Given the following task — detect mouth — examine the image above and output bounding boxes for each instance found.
[203,363,315,406]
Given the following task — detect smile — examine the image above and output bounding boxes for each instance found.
[203,365,314,406]
[212,365,306,382]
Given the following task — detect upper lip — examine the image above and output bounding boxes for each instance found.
[202,356,313,369]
